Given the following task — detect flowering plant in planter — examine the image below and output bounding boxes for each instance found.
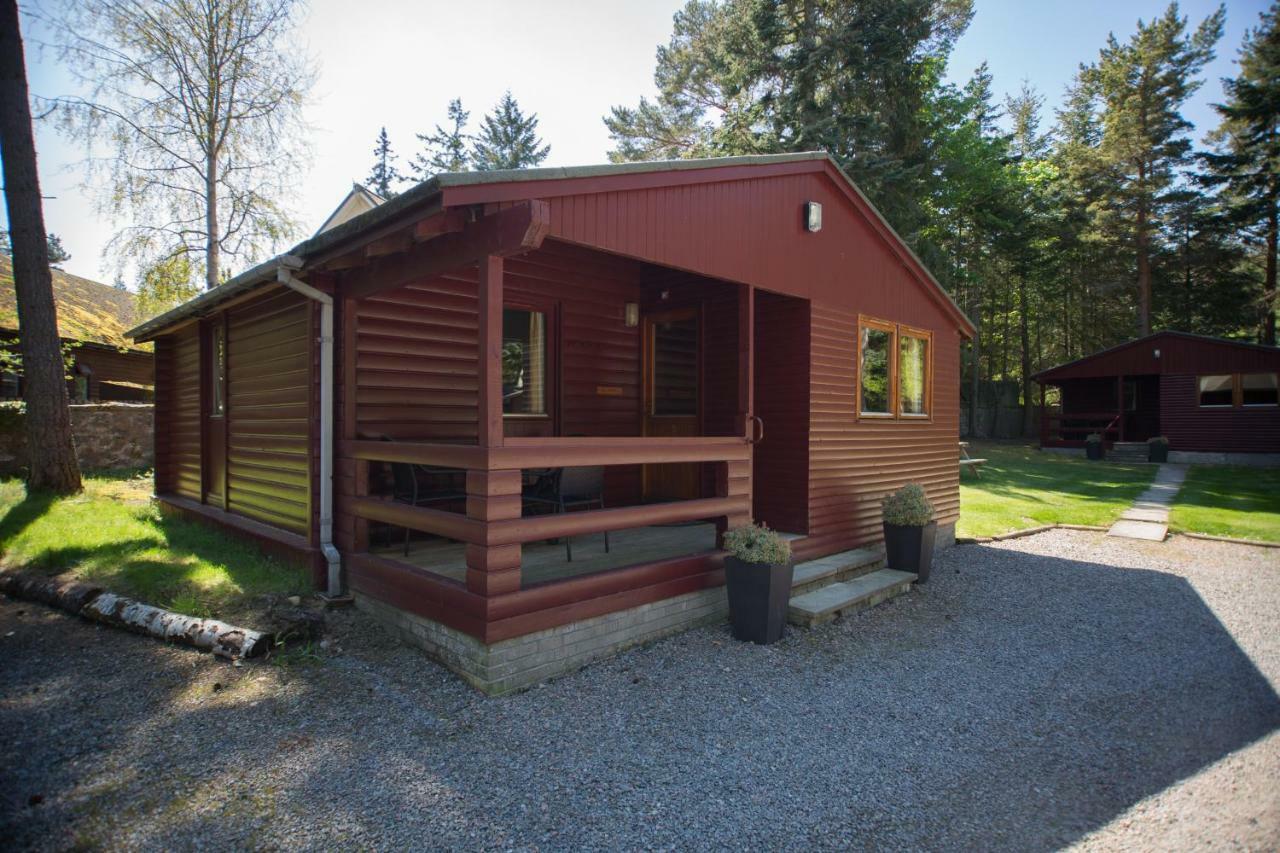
[1147,435,1169,463]
[1085,432,1104,460]
[722,524,793,645]
[881,484,937,582]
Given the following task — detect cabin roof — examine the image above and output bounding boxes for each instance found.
[128,152,973,341]
[1033,331,1280,382]
[0,254,149,351]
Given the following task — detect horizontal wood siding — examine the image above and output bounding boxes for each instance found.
[1160,374,1280,453]
[226,289,312,535]
[156,325,201,500]
[803,305,961,558]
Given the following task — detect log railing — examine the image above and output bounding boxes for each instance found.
[1040,409,1123,446]
[344,436,752,596]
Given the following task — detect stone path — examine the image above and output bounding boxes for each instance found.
[1107,463,1188,541]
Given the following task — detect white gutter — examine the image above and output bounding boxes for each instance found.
[277,259,343,599]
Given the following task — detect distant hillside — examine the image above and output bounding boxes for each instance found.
[0,255,147,350]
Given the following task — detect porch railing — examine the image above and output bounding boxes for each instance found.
[1039,409,1123,447]
[341,436,752,595]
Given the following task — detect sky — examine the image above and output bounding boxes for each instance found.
[3,0,1271,286]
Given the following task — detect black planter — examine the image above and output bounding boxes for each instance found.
[724,556,794,644]
[883,521,937,582]
[1086,442,1104,460]
[1148,443,1169,463]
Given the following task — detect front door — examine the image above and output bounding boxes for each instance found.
[642,307,700,502]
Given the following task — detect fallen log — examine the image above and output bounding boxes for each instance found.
[82,592,272,659]
[0,572,103,613]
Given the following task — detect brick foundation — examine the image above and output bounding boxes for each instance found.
[354,522,955,695]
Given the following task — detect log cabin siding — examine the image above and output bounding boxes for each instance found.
[225,289,312,535]
[800,304,961,559]
[155,324,201,500]
[1160,374,1280,453]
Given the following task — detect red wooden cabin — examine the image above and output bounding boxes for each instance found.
[1035,331,1280,455]
[130,153,974,691]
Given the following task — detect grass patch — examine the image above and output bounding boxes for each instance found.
[1168,465,1280,543]
[0,469,309,619]
[958,442,1156,539]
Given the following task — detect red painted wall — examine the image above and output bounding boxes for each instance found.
[1160,374,1280,453]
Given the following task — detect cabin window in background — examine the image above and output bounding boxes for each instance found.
[210,324,225,416]
[898,329,931,417]
[502,308,546,416]
[1242,373,1279,407]
[1197,374,1233,407]
[858,318,894,416]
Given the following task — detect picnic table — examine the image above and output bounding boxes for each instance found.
[959,441,987,478]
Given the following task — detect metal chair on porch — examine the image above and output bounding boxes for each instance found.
[380,436,467,555]
[522,466,610,562]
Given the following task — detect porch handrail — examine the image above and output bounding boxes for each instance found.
[342,435,750,470]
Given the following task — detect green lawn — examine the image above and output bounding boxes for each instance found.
[1168,465,1280,543]
[0,470,309,619]
[958,442,1156,539]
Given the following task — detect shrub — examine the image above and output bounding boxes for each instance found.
[882,483,934,527]
[1085,433,1103,444]
[723,523,792,565]
[1148,435,1169,447]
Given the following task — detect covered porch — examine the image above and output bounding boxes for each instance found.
[331,201,811,641]
[1039,374,1161,448]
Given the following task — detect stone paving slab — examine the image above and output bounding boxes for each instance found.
[1108,520,1169,541]
[1108,463,1186,541]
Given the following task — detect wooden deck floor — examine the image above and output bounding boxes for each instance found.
[372,522,720,587]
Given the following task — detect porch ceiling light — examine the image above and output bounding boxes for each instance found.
[805,201,823,232]
[625,302,640,328]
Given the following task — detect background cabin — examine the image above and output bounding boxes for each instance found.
[1035,331,1280,455]
[0,255,153,402]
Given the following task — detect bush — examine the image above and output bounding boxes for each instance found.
[1085,433,1102,444]
[882,483,934,527]
[1148,435,1169,447]
[723,523,792,565]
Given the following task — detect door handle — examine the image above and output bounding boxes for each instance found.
[751,415,765,444]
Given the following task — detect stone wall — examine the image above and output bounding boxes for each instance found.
[0,402,153,476]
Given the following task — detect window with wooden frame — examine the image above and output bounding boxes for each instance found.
[501,305,551,417]
[898,326,932,417]
[1199,372,1279,408]
[857,317,895,417]
[857,316,934,420]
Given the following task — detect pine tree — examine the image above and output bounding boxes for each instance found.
[413,98,471,177]
[1202,1,1279,344]
[366,127,403,198]
[470,92,550,171]
[1087,2,1224,336]
[46,233,70,268]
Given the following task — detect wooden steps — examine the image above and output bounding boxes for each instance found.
[1108,442,1150,463]
[786,545,915,628]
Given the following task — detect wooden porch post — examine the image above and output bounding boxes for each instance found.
[1038,383,1047,446]
[720,284,754,540]
[467,254,522,595]
[1116,375,1125,442]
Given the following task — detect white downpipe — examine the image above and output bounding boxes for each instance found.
[277,261,342,598]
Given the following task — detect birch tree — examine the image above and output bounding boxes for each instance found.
[45,0,314,290]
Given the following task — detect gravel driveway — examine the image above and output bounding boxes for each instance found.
[2,530,1278,850]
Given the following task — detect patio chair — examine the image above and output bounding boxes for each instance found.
[522,466,610,562]
[381,436,467,555]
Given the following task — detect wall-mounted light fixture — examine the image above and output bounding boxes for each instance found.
[624,302,640,328]
[805,201,823,232]
[1154,348,1161,358]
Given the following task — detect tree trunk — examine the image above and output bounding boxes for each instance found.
[0,0,82,494]
[1136,166,1153,337]
[205,152,219,289]
[1019,269,1035,437]
[1264,198,1277,346]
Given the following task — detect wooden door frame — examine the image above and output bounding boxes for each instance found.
[640,305,703,501]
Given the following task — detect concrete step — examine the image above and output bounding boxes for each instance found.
[790,546,885,596]
[787,568,916,628]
